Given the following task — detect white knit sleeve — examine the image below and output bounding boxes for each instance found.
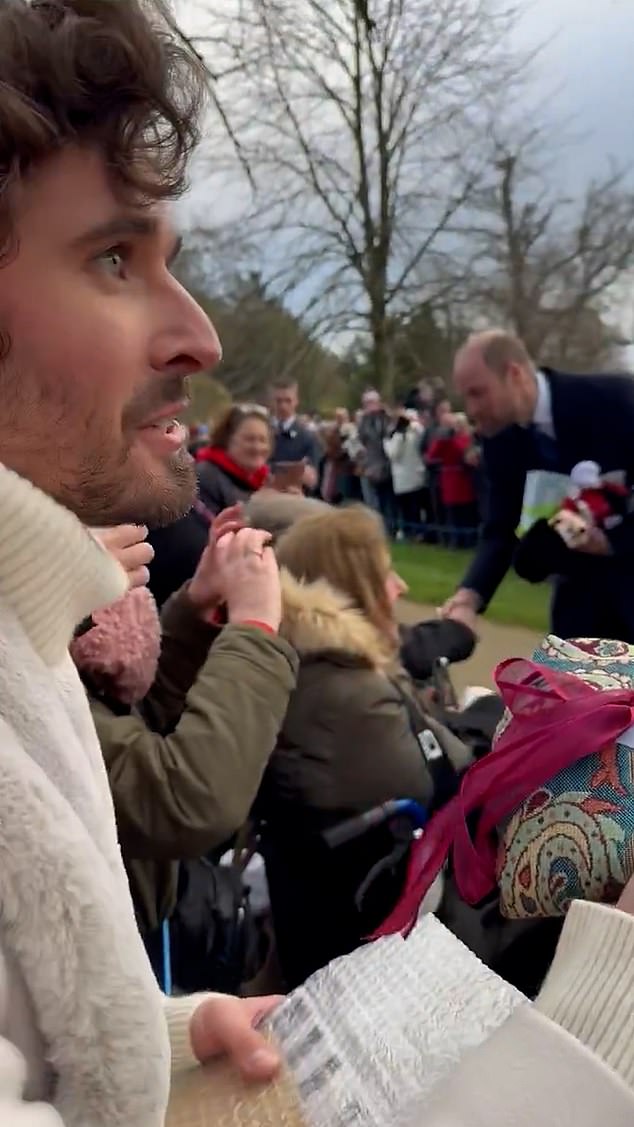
[164,993,211,1074]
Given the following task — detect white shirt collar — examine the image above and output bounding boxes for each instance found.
[532,369,555,438]
[278,415,296,432]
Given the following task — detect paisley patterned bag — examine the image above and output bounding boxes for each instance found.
[375,636,634,938]
[497,636,634,918]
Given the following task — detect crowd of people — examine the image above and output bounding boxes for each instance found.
[1,3,634,1127]
[184,379,484,551]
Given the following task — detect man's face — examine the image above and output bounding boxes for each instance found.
[0,147,221,526]
[272,386,298,421]
[453,349,520,438]
[362,393,382,414]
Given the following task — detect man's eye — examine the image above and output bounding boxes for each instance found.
[96,246,128,277]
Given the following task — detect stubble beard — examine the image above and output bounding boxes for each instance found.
[70,442,197,528]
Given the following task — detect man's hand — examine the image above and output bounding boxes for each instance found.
[445,601,479,636]
[91,525,154,589]
[190,995,282,1082]
[439,587,481,620]
[574,526,612,556]
[302,462,318,491]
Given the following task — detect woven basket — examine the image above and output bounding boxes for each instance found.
[167,1040,306,1127]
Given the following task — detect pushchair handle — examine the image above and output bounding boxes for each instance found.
[323,799,427,850]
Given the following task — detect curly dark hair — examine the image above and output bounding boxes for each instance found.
[0,0,206,254]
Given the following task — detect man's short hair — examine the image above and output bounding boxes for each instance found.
[271,380,298,392]
[0,0,206,255]
[468,331,534,377]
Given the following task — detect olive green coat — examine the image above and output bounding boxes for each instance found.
[90,590,298,931]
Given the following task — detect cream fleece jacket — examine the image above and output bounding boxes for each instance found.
[0,466,202,1125]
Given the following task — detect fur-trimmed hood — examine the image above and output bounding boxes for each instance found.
[279,569,392,670]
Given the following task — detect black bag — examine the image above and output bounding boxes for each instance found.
[168,858,262,995]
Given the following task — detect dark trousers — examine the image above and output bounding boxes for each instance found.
[361,477,397,536]
[426,470,445,543]
[552,567,634,643]
[396,489,424,535]
[444,503,478,549]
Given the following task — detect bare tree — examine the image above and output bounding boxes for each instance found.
[457,134,634,368]
[175,233,344,405]
[188,0,530,397]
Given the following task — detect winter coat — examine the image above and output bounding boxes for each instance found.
[383,422,426,495]
[426,431,476,506]
[256,572,440,984]
[82,587,298,933]
[357,410,393,483]
[0,465,204,1126]
[195,447,270,512]
[148,455,268,607]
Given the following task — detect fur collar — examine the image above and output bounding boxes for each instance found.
[279,569,392,670]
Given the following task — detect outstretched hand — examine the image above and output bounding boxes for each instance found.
[438,587,481,627]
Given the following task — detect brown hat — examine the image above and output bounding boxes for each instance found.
[245,489,329,543]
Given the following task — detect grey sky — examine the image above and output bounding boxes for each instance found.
[513,0,633,184]
[178,0,634,343]
[179,0,634,190]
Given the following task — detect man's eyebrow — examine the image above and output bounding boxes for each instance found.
[72,215,182,265]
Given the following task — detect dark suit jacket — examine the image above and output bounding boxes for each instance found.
[272,421,320,468]
[462,368,634,608]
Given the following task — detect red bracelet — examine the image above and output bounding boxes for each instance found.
[236,619,278,636]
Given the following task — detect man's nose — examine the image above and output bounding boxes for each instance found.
[154,285,222,376]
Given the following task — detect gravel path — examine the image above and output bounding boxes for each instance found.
[397,599,542,693]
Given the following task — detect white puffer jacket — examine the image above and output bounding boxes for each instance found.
[384,423,426,495]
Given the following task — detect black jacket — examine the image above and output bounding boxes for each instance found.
[357,411,392,482]
[462,368,634,608]
[148,461,259,608]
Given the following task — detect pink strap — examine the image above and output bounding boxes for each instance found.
[373,658,634,938]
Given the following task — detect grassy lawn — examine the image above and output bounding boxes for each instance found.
[391,541,549,632]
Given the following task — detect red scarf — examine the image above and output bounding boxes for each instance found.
[196,445,270,491]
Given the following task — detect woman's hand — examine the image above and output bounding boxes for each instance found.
[91,525,154,588]
[190,994,282,1082]
[188,504,247,616]
[188,507,281,633]
[211,503,246,541]
[214,528,281,633]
